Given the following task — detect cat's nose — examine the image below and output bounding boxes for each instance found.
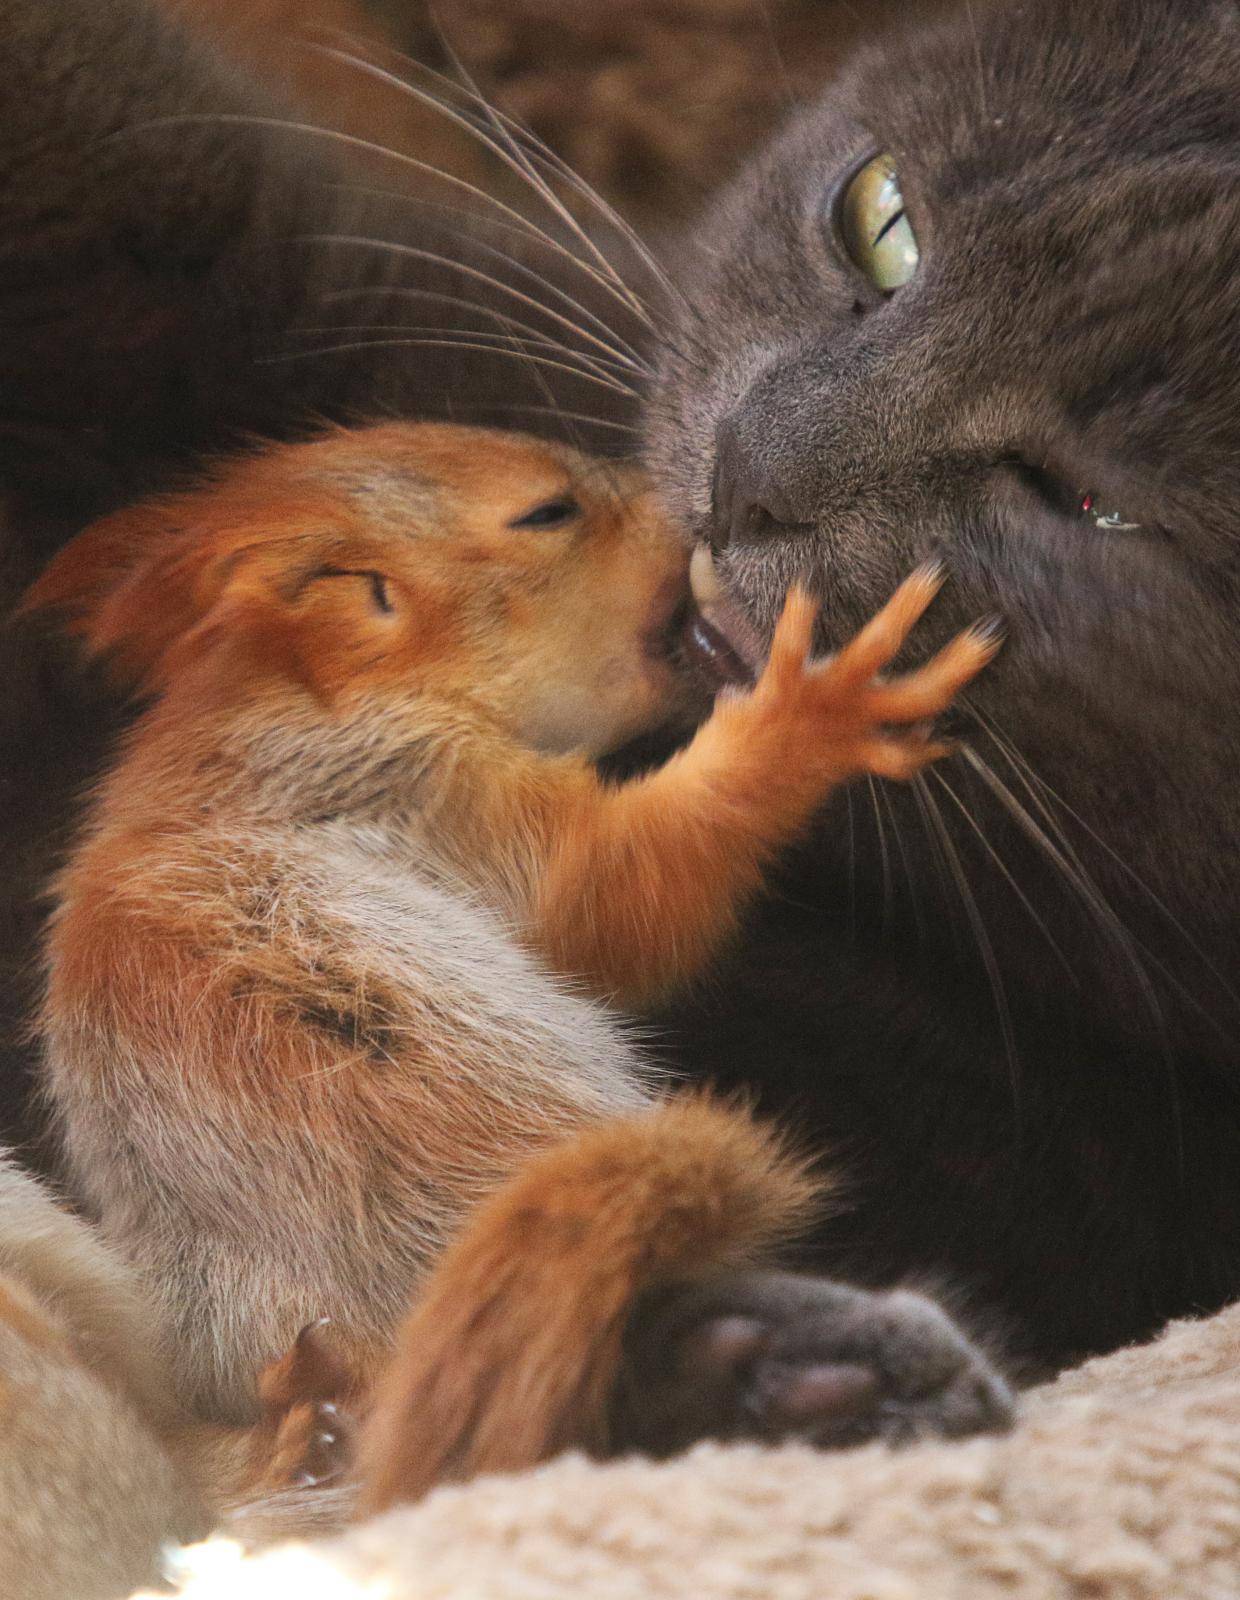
[711,418,808,551]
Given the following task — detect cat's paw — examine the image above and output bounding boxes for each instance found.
[752,566,999,782]
[610,1270,1013,1457]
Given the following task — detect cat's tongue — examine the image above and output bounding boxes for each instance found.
[684,544,763,688]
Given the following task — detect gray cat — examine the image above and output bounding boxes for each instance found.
[2,0,1237,1454]
[646,0,1240,1382]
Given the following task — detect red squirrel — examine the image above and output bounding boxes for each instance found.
[27,421,996,1523]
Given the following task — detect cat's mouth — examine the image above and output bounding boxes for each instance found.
[679,544,762,689]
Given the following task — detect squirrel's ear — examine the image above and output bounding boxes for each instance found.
[25,504,165,635]
[27,487,384,694]
[23,503,242,691]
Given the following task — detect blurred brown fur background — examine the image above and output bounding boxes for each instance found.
[160,0,903,229]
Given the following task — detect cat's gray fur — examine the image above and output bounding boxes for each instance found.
[650,0,1240,1368]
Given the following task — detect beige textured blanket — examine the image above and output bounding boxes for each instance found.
[146,1300,1240,1600]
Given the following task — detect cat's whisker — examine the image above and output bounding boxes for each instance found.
[928,766,1075,982]
[308,29,704,367]
[916,771,1022,1103]
[473,122,706,363]
[960,745,1205,1172]
[308,285,642,380]
[438,58,695,327]
[260,333,639,398]
[865,775,894,927]
[965,699,1240,1019]
[959,705,1170,997]
[960,748,1178,1040]
[317,195,653,372]
[288,318,636,385]
[960,699,1092,876]
[302,42,670,333]
[489,302,596,458]
[876,777,923,942]
[909,773,964,959]
[288,236,641,395]
[973,702,1226,992]
[451,403,640,435]
[311,34,687,323]
[112,112,657,347]
[287,325,634,407]
[413,33,665,316]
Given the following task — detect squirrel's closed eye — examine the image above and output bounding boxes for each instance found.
[304,566,394,614]
[508,496,580,530]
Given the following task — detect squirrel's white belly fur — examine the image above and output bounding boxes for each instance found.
[43,820,653,1422]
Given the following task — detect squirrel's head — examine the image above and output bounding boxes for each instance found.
[28,423,698,759]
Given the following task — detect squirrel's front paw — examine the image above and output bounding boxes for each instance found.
[253,1319,356,1492]
[751,566,1000,782]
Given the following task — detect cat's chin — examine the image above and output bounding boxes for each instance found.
[681,544,760,690]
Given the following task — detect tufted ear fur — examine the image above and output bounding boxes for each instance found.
[27,504,239,691]
[25,496,361,695]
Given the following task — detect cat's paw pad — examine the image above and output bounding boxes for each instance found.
[611,1271,1013,1457]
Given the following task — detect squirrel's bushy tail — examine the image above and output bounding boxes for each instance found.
[358,1095,823,1513]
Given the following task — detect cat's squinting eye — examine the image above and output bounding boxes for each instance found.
[508,495,580,530]
[1011,462,1143,534]
[1078,492,1141,533]
[838,153,920,293]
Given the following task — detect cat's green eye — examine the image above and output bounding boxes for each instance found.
[838,153,920,292]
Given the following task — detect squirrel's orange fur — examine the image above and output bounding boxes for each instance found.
[27,422,993,1522]
[357,1094,820,1511]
